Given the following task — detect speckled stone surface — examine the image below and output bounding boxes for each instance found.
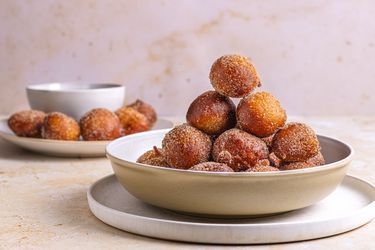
[0,116,374,249]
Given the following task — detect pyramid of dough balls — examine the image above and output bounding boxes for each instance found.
[137,54,324,172]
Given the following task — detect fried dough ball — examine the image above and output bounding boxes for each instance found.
[42,112,80,141]
[272,122,320,162]
[209,54,261,98]
[80,108,122,141]
[137,146,169,168]
[189,162,234,172]
[237,92,286,137]
[162,124,212,169]
[261,133,276,149]
[186,91,236,135]
[279,152,325,170]
[247,165,280,172]
[127,99,157,126]
[115,107,151,135]
[269,152,283,168]
[8,110,45,138]
[247,160,280,172]
[212,128,269,172]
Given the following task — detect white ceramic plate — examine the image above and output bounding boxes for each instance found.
[88,174,375,244]
[0,118,173,157]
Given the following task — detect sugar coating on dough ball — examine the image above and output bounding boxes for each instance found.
[43,112,80,141]
[137,146,169,168]
[8,110,45,138]
[162,124,212,169]
[115,107,151,135]
[127,99,157,126]
[272,122,320,162]
[279,151,325,170]
[186,91,236,135]
[189,162,234,172]
[212,128,269,172]
[80,108,122,141]
[209,55,261,98]
[237,92,286,137]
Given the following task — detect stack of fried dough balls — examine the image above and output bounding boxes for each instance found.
[138,54,325,172]
[8,99,157,141]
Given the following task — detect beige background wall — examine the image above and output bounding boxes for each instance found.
[1,0,374,116]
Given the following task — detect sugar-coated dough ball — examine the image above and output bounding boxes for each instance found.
[186,91,236,135]
[279,151,325,170]
[80,108,122,141]
[137,147,169,168]
[115,107,151,135]
[212,128,269,172]
[162,124,212,169]
[43,112,80,141]
[127,99,157,126]
[209,54,261,98]
[237,92,286,137]
[272,122,319,162]
[8,110,45,138]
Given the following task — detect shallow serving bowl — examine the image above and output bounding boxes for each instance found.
[106,129,354,217]
[27,82,125,120]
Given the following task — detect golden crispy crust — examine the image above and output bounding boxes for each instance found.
[127,99,157,126]
[43,112,80,141]
[8,110,45,138]
[269,152,283,167]
[186,91,236,135]
[115,107,151,135]
[279,151,325,170]
[261,133,275,149]
[137,147,170,168]
[212,128,269,172]
[80,108,122,141]
[272,122,319,162]
[162,124,212,169]
[209,55,261,98]
[237,92,286,137]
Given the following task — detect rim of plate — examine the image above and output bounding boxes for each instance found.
[87,174,375,227]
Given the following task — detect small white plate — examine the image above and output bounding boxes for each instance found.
[88,174,375,244]
[0,118,173,157]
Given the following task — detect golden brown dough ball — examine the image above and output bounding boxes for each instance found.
[8,110,45,138]
[162,124,212,169]
[279,152,325,170]
[237,92,286,137]
[209,55,261,98]
[212,128,269,172]
[115,107,151,135]
[189,162,234,172]
[127,99,157,126]
[186,91,236,135]
[42,112,80,141]
[268,152,283,168]
[137,146,169,168]
[272,122,320,162]
[80,108,122,141]
[247,165,280,172]
[261,133,276,149]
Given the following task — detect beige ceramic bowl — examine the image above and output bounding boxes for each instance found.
[106,129,354,217]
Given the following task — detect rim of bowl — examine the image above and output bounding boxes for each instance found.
[106,129,355,177]
[26,82,125,93]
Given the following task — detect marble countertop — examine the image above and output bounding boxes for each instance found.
[1,116,374,249]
